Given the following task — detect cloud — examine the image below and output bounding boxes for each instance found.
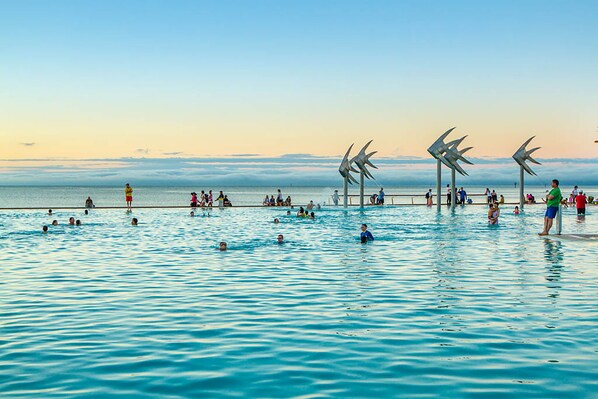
[136,148,150,154]
[162,152,183,156]
[19,142,36,147]
[0,155,597,187]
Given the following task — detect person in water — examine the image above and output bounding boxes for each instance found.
[75,219,81,226]
[131,218,138,226]
[378,188,385,205]
[84,209,89,215]
[85,196,94,208]
[42,225,48,233]
[208,190,213,207]
[513,206,520,215]
[488,203,500,224]
[48,209,53,215]
[286,210,291,216]
[52,220,58,226]
[306,201,314,211]
[69,217,75,226]
[332,190,340,206]
[277,234,284,244]
[360,224,374,242]
[575,190,587,215]
[125,183,133,211]
[274,218,280,223]
[309,212,315,219]
[539,179,562,236]
[297,207,305,217]
[219,241,227,251]
[190,211,195,217]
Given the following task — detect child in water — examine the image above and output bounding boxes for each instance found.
[513,206,520,215]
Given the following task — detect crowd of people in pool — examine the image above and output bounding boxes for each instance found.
[39,181,592,239]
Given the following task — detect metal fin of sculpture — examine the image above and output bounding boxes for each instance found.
[513,136,541,176]
[339,144,359,184]
[352,141,377,180]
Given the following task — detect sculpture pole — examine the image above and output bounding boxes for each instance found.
[451,167,456,210]
[436,159,441,211]
[343,176,349,208]
[519,165,525,209]
[359,171,365,208]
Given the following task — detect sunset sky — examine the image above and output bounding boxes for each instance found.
[1,1,597,165]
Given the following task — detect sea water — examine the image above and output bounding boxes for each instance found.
[0,189,597,398]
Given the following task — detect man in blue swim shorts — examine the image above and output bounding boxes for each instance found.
[539,179,562,236]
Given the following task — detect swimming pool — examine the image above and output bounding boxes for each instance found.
[1,204,597,398]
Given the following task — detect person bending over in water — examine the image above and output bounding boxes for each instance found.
[42,225,48,233]
[277,234,284,244]
[131,218,138,226]
[219,241,227,251]
[360,224,374,242]
[488,203,500,225]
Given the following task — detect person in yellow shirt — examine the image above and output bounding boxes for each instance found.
[125,183,133,211]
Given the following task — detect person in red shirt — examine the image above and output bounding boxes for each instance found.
[575,190,587,215]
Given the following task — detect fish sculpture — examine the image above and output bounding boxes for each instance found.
[512,136,541,175]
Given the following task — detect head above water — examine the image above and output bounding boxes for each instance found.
[277,234,284,243]
[52,220,58,226]
[190,211,195,216]
[76,219,81,226]
[131,218,138,225]
[42,225,48,233]
[274,218,280,223]
[48,209,52,214]
[84,209,89,215]
[69,217,75,225]
[219,241,227,251]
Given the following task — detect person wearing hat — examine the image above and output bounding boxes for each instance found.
[332,190,340,206]
[575,189,587,215]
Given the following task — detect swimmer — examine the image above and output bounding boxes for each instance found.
[513,206,520,215]
[42,225,48,233]
[274,218,280,223]
[190,211,195,217]
[84,209,89,215]
[131,218,138,226]
[69,217,75,226]
[52,220,58,226]
[360,224,374,242]
[306,200,314,210]
[286,210,291,216]
[488,203,500,224]
[48,209,53,215]
[310,212,315,219]
[219,241,227,251]
[277,234,284,244]
[297,207,305,217]
[75,219,81,226]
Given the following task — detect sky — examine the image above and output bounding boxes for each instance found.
[1,1,597,185]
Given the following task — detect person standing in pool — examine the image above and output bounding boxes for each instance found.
[575,190,587,216]
[125,183,133,211]
[332,190,340,206]
[488,203,500,225]
[378,188,385,205]
[360,224,374,242]
[425,189,433,207]
[539,179,562,236]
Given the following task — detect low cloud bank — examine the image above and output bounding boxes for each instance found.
[0,155,596,187]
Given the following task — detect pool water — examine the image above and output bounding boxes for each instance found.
[1,204,597,398]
